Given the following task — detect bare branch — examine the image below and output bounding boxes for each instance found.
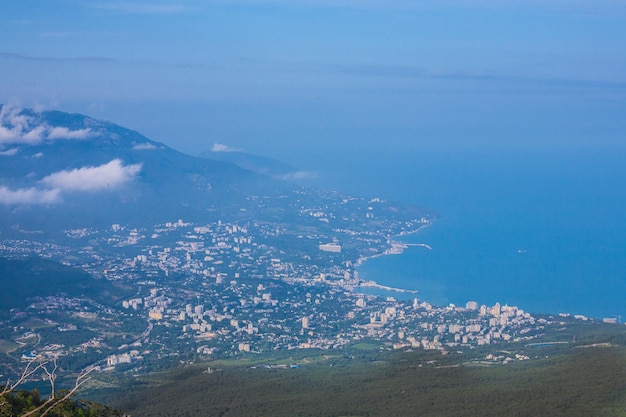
[41,360,59,400]
[23,367,94,417]
[1,360,94,417]
[1,360,47,395]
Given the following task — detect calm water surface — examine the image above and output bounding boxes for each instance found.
[307,145,626,319]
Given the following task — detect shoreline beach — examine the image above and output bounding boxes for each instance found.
[352,222,433,297]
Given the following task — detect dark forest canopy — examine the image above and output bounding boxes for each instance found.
[94,338,626,417]
[0,387,124,417]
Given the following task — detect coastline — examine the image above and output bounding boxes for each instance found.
[354,223,431,266]
[352,222,433,297]
[327,148,626,320]
[358,280,418,294]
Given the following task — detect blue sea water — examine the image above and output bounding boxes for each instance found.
[304,145,626,320]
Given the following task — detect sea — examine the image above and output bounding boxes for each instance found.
[300,144,626,320]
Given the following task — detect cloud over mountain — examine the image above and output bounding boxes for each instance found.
[0,186,60,205]
[211,143,242,152]
[0,148,18,156]
[279,170,317,181]
[47,126,93,140]
[0,159,142,206]
[0,105,95,145]
[40,159,142,192]
[132,142,159,150]
[0,107,277,230]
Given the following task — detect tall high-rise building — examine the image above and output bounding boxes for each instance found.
[491,302,501,316]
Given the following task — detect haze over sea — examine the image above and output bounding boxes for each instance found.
[3,0,625,323]
[299,143,626,320]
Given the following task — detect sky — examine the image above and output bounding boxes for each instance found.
[2,0,625,165]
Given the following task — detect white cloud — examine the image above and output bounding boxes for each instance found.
[0,105,34,143]
[47,126,93,140]
[0,148,18,156]
[33,102,47,113]
[0,159,142,205]
[0,186,60,205]
[211,143,242,152]
[0,105,95,145]
[41,159,142,192]
[22,125,47,141]
[0,126,15,141]
[133,142,159,150]
[280,170,318,181]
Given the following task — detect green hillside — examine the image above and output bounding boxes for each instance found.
[0,388,123,417]
[93,336,626,417]
[0,257,133,319]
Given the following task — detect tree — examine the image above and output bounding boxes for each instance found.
[0,359,109,417]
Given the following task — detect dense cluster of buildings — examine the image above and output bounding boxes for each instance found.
[0,196,587,375]
[77,218,552,367]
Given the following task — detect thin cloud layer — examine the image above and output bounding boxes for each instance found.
[0,105,95,145]
[280,170,317,181]
[211,143,242,152]
[0,159,142,205]
[47,126,93,140]
[0,148,18,156]
[0,186,60,205]
[133,142,159,150]
[41,159,142,192]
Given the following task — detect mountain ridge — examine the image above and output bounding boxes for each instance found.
[199,147,306,180]
[0,105,292,234]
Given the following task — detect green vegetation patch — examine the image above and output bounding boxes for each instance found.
[349,342,380,351]
[0,257,135,319]
[92,344,626,417]
[0,388,123,417]
[0,339,19,354]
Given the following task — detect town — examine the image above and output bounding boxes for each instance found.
[0,190,591,378]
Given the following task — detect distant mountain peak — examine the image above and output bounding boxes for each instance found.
[200,145,316,181]
[0,104,167,157]
[210,143,243,153]
[0,106,282,234]
[0,104,101,147]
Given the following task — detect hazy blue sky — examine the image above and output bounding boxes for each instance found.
[2,0,625,161]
